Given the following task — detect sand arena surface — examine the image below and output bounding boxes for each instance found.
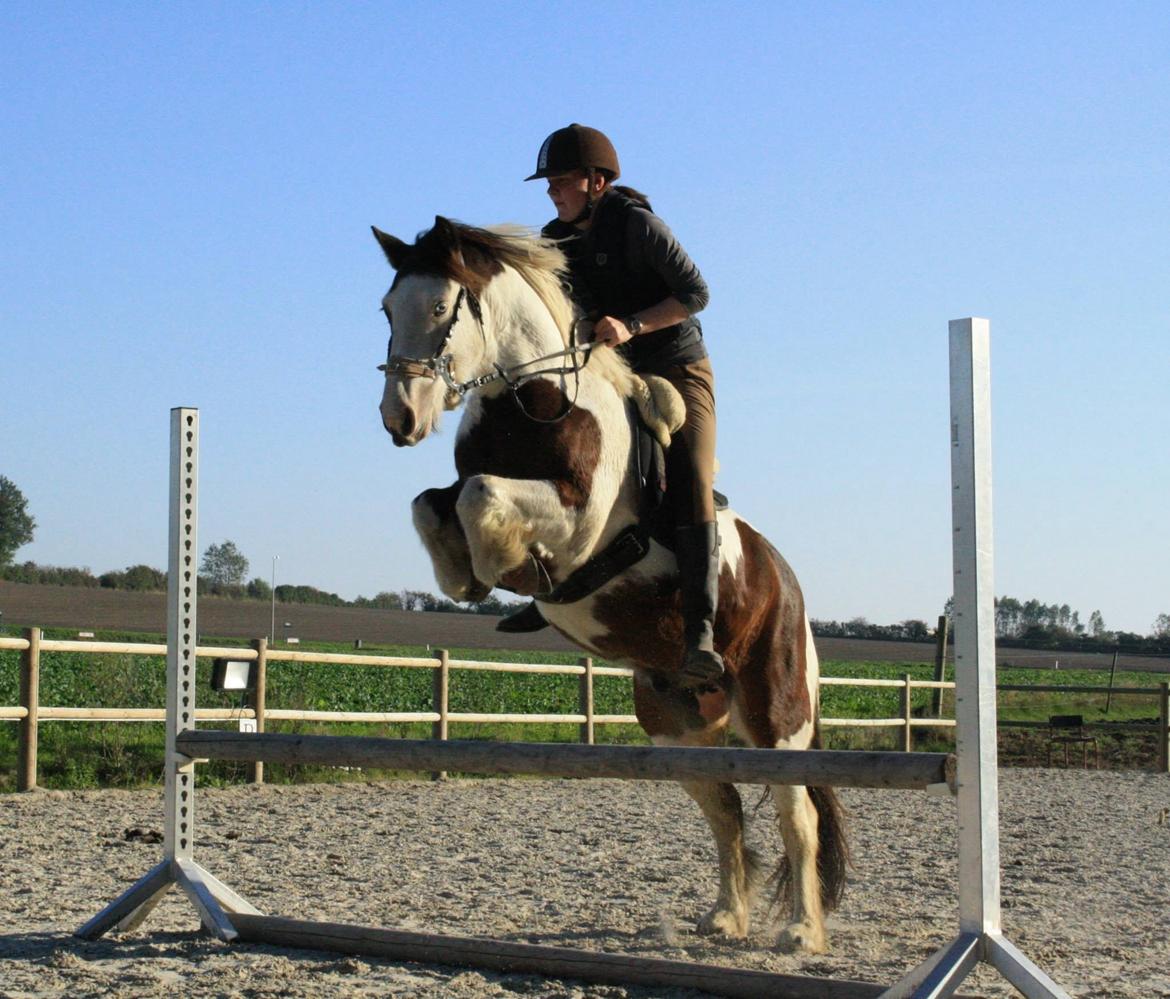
[2,769,1169,998]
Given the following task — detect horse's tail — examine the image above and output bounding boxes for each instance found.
[631,374,686,448]
[807,752,850,910]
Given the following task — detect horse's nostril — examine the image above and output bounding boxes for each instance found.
[400,407,416,439]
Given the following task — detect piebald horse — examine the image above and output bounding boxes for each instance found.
[372,217,847,953]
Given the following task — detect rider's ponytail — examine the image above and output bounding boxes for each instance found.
[613,185,652,212]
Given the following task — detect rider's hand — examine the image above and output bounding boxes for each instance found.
[592,315,632,348]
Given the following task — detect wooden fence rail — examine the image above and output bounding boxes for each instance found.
[3,628,1169,790]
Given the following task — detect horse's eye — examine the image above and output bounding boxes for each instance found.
[433,302,448,317]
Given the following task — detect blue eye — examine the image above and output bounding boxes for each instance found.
[433,302,448,317]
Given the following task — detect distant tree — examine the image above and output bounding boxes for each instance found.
[469,594,525,616]
[2,561,99,587]
[0,476,36,569]
[1153,614,1170,640]
[400,590,431,612]
[901,619,929,641]
[124,564,167,591]
[353,591,404,610]
[843,617,870,638]
[246,577,272,600]
[200,541,249,588]
[1088,610,1106,638]
[995,596,1022,638]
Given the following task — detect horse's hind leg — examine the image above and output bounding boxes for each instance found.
[771,784,826,953]
[637,679,756,938]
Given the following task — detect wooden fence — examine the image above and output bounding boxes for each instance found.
[3,627,1168,790]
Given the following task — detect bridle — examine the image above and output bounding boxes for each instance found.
[378,284,596,423]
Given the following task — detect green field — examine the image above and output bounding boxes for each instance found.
[1,627,1163,790]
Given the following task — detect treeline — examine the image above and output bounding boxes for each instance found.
[0,561,520,617]
[811,618,932,642]
[815,597,1170,655]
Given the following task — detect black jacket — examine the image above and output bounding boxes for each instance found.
[542,188,709,371]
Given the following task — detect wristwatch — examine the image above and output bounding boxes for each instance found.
[625,315,643,336]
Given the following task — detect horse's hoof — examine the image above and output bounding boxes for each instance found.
[676,650,726,691]
[776,919,827,954]
[697,907,749,938]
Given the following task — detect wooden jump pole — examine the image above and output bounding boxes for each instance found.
[176,730,954,791]
[228,914,891,999]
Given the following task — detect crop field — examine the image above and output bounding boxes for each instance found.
[4,580,1169,671]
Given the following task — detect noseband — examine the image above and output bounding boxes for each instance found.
[377,285,595,422]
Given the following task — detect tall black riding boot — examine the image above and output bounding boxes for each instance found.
[496,600,549,633]
[674,522,725,689]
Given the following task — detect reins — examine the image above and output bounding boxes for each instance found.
[378,285,596,424]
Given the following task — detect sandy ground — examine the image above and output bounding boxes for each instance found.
[2,769,1169,998]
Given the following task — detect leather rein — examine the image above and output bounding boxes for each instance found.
[378,285,596,423]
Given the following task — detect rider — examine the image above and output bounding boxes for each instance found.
[498,123,724,690]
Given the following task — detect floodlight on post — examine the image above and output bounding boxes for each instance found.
[211,659,257,693]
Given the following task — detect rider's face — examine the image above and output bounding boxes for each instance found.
[546,171,591,223]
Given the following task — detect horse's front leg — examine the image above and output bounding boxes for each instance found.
[633,676,756,938]
[454,474,579,593]
[411,481,491,602]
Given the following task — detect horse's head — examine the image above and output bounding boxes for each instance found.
[371,217,498,447]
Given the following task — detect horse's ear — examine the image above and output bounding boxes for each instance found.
[371,226,409,270]
[431,215,460,250]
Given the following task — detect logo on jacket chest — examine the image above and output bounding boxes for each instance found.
[595,252,608,266]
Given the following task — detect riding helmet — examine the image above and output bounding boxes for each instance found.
[525,124,620,181]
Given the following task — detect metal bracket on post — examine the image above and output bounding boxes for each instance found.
[881,321,1069,998]
[77,408,259,943]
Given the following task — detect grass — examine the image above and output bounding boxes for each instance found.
[1,628,1164,790]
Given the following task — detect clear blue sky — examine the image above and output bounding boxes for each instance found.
[2,2,1167,635]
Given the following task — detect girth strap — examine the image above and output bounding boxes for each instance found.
[537,526,651,606]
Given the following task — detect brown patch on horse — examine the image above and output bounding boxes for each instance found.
[588,571,683,673]
[722,519,812,747]
[632,676,728,739]
[455,381,601,509]
[587,517,812,747]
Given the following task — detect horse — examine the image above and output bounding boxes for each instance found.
[371,216,848,953]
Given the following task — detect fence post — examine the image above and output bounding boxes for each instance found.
[247,638,268,785]
[1159,682,1169,775]
[1105,650,1119,714]
[901,673,913,752]
[18,627,41,791]
[578,657,594,745]
[931,614,949,717]
[432,649,449,780]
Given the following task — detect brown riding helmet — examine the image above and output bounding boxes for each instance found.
[525,124,620,181]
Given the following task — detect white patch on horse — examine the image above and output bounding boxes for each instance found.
[456,473,576,586]
[717,510,745,579]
